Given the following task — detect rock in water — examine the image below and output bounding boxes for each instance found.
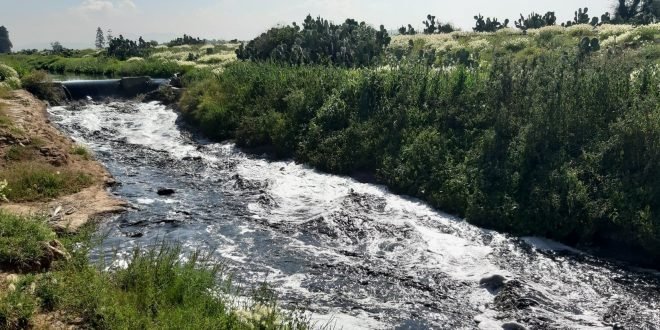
[157,188,176,196]
[480,274,507,291]
[502,322,527,330]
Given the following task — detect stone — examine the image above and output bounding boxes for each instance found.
[502,322,527,330]
[480,274,507,291]
[157,188,176,196]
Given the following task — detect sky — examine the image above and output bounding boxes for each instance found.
[1,0,614,50]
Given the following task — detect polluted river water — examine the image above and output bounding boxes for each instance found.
[48,101,660,329]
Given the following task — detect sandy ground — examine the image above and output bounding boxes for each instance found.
[0,90,128,231]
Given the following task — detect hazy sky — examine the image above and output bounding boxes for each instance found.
[1,0,614,50]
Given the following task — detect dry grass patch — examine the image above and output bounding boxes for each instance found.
[0,162,93,202]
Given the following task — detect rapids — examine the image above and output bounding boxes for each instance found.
[48,101,660,329]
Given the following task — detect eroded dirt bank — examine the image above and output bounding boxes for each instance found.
[0,90,127,231]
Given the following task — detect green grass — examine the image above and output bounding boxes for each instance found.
[4,145,35,162]
[0,212,56,270]
[46,245,307,329]
[0,279,38,329]
[0,162,93,202]
[71,145,91,160]
[0,107,11,128]
[0,213,309,329]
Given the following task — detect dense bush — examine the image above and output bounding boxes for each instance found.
[236,15,391,67]
[181,52,660,266]
[473,14,510,32]
[0,63,21,89]
[107,35,152,60]
[515,12,557,31]
[168,34,206,47]
[422,15,456,34]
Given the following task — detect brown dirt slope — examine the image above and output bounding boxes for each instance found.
[0,90,127,231]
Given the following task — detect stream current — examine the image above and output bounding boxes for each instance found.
[48,101,660,329]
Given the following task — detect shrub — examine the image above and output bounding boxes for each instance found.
[21,70,64,104]
[0,63,20,89]
[0,63,18,80]
[0,286,38,329]
[502,37,531,51]
[5,145,36,162]
[0,211,56,268]
[597,24,634,39]
[566,24,596,37]
[71,145,91,160]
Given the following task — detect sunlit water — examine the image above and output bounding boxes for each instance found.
[48,101,660,330]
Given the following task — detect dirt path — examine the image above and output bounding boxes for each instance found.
[0,90,127,231]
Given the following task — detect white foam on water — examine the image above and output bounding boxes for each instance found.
[136,197,155,205]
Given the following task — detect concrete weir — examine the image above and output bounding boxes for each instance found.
[57,77,169,100]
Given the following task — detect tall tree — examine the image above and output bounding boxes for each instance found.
[51,41,64,54]
[95,27,106,49]
[614,0,658,24]
[0,26,12,54]
[106,29,114,42]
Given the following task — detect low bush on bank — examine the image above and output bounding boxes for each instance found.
[0,63,21,90]
[0,162,92,202]
[0,212,56,270]
[181,51,660,265]
[71,145,91,160]
[48,245,307,329]
[0,277,38,329]
[20,70,64,105]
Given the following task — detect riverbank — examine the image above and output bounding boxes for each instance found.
[0,90,127,231]
[0,89,307,329]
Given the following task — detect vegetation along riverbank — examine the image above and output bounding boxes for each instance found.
[0,2,658,326]
[179,18,660,267]
[0,76,307,329]
[3,6,656,268]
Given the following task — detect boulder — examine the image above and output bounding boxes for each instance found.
[157,188,176,196]
[502,322,526,330]
[480,274,507,291]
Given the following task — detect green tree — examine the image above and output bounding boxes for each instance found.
[515,12,556,31]
[0,26,12,54]
[236,15,390,67]
[473,14,510,32]
[50,41,64,54]
[614,0,658,24]
[95,27,105,49]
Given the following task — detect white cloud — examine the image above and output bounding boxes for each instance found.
[118,0,136,10]
[78,0,115,12]
[73,0,137,15]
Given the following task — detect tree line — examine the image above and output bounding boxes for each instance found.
[396,0,659,34]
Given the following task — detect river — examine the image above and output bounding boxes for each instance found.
[47,101,660,329]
